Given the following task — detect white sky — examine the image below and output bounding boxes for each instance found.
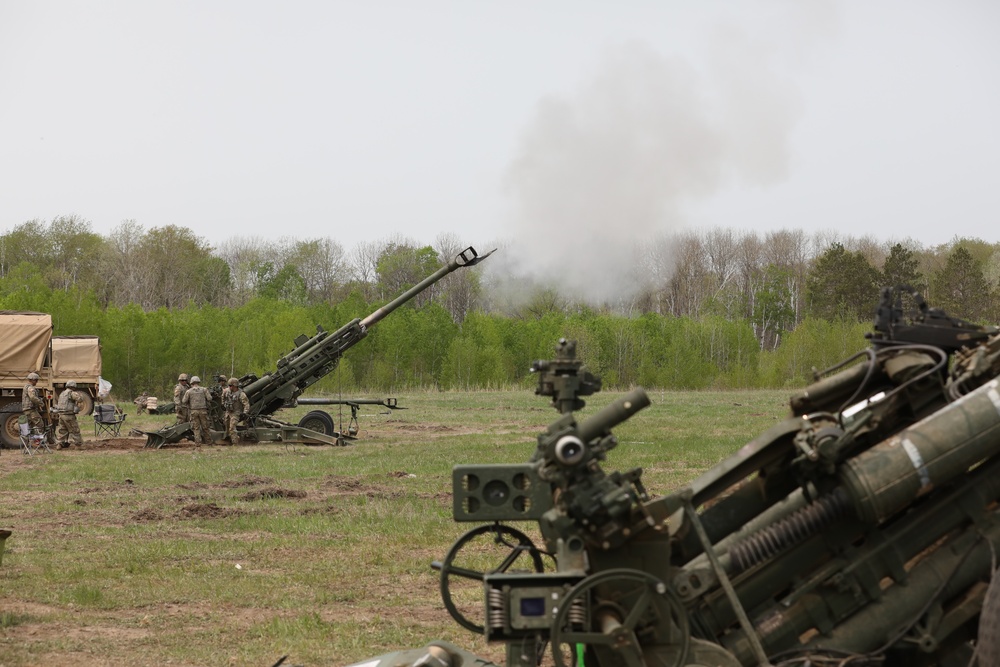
[1,0,999,261]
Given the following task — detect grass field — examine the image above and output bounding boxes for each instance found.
[0,387,791,667]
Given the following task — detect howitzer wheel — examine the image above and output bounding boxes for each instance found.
[437,523,545,634]
[297,410,336,437]
[550,569,689,667]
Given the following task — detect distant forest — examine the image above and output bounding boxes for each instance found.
[1,216,997,398]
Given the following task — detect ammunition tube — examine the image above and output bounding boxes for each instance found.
[840,378,1000,524]
[577,388,650,443]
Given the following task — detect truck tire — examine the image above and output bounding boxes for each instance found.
[76,392,95,417]
[1,412,21,449]
[298,410,336,436]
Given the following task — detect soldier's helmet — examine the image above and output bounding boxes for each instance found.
[179,373,189,382]
[218,375,228,383]
[228,378,239,387]
[66,380,77,388]
[27,372,40,381]
[190,376,202,384]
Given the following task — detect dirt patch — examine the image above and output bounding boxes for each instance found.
[80,479,135,494]
[385,422,458,433]
[132,508,163,522]
[219,474,275,488]
[323,475,365,491]
[89,438,145,450]
[387,470,415,478]
[176,502,244,519]
[237,487,307,501]
[299,505,341,516]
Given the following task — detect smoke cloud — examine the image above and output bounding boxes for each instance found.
[495,27,804,307]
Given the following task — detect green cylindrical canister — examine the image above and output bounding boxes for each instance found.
[841,379,1000,524]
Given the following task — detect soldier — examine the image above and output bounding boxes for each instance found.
[182,376,213,445]
[173,373,191,424]
[223,377,250,445]
[22,371,45,434]
[133,391,149,415]
[214,375,228,397]
[55,380,84,449]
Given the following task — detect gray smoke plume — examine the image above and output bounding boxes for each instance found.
[496,27,804,307]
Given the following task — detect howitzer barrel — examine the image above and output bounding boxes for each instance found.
[360,246,493,329]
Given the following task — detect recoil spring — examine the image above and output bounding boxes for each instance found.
[567,595,587,626]
[729,487,852,574]
[487,588,506,629]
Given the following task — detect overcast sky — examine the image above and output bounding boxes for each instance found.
[2,1,998,269]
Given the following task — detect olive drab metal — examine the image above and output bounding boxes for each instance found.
[348,287,1000,667]
[142,246,494,448]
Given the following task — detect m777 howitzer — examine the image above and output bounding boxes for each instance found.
[350,288,1000,667]
[143,246,493,449]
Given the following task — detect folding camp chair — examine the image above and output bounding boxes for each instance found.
[94,404,127,438]
[19,416,52,455]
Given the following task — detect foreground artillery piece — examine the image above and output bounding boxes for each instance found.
[352,286,1000,667]
[143,246,492,448]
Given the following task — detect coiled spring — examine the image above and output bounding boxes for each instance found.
[729,487,852,574]
[567,595,587,626]
[487,588,506,630]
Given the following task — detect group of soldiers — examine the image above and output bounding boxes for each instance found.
[22,371,252,449]
[22,372,86,448]
[172,373,250,445]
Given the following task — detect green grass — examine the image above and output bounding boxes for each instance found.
[0,388,789,666]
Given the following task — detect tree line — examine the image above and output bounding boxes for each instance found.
[1,216,997,398]
[0,265,873,398]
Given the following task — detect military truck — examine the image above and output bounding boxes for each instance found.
[0,312,102,447]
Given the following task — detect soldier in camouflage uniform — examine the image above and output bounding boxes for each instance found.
[174,373,191,424]
[22,371,45,434]
[223,377,250,445]
[182,376,213,445]
[133,391,149,415]
[210,375,227,420]
[55,380,84,448]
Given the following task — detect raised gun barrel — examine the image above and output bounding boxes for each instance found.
[144,245,492,448]
[360,246,493,329]
[240,246,494,419]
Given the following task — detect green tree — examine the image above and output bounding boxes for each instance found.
[139,226,222,308]
[375,244,441,304]
[258,264,307,304]
[931,246,992,322]
[881,243,924,292]
[750,264,796,351]
[806,243,880,321]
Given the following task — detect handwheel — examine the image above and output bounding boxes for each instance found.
[550,569,689,667]
[438,523,545,634]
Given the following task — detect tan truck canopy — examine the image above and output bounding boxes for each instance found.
[51,336,102,380]
[0,311,52,377]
